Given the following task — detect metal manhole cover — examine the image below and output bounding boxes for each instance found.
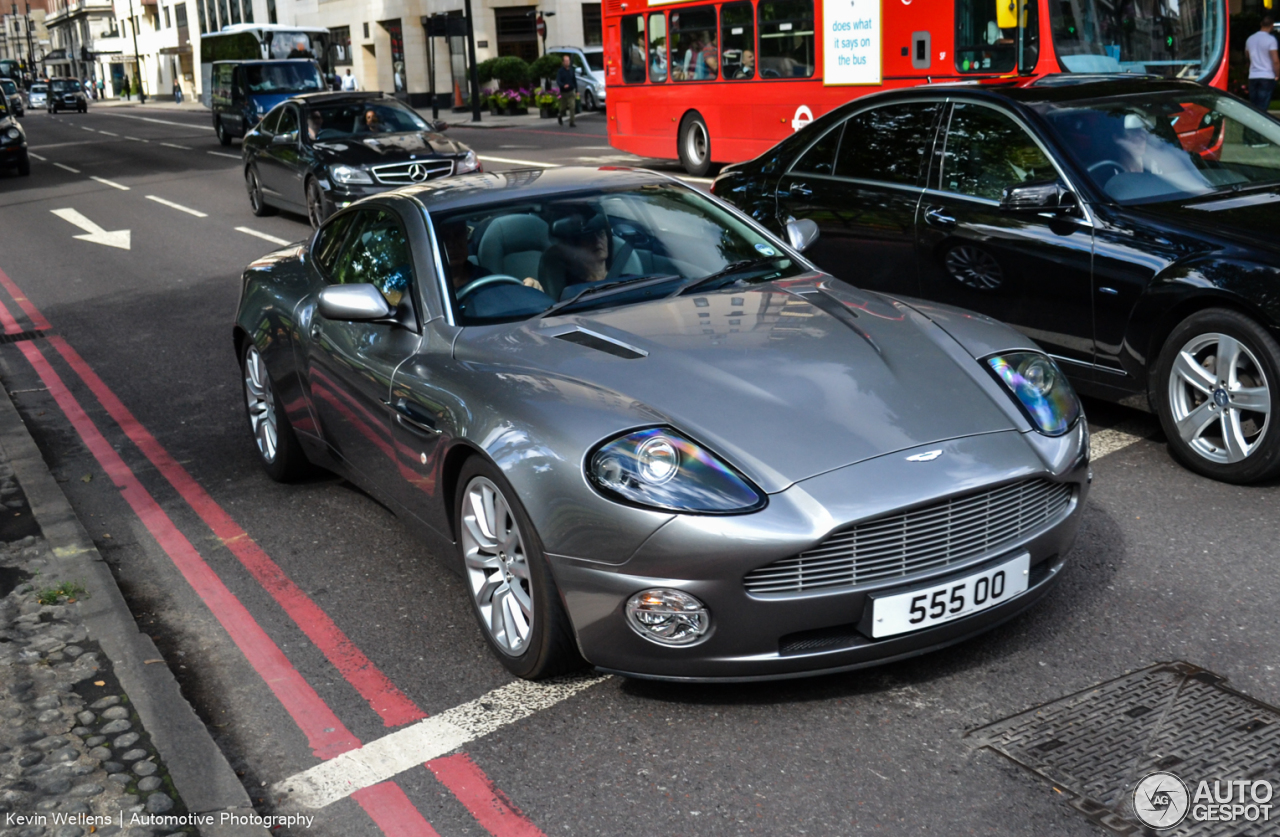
[969,662,1280,836]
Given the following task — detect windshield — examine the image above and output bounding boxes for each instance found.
[433,184,801,324]
[31,84,47,93]
[306,101,431,140]
[1049,0,1223,80]
[0,80,15,94]
[954,0,1039,73]
[269,31,321,61]
[243,62,324,94]
[51,80,82,92]
[585,51,604,72]
[1036,91,1280,205]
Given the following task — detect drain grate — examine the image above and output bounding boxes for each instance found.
[970,662,1280,836]
[0,330,45,344]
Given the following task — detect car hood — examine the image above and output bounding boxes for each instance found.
[1129,191,1280,257]
[311,131,469,164]
[453,277,1019,492]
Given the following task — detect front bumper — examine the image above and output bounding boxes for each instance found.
[549,427,1089,680]
[0,144,27,165]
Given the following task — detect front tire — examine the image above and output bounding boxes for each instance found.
[216,118,231,146]
[583,89,597,111]
[1153,308,1280,484]
[678,111,712,177]
[306,178,326,228]
[241,342,310,482]
[246,166,273,216]
[455,458,582,679]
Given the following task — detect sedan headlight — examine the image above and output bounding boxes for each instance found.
[330,164,372,185]
[4,127,18,140]
[588,427,765,513]
[455,150,479,175]
[986,352,1081,436]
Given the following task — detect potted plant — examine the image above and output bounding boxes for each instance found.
[505,88,530,115]
[536,90,558,118]
[487,92,502,115]
[494,90,511,113]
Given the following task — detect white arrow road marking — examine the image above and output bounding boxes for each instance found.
[146,195,207,217]
[89,176,129,191]
[235,227,291,246]
[274,673,608,809]
[208,151,241,160]
[50,208,131,250]
[53,162,80,174]
[160,142,191,150]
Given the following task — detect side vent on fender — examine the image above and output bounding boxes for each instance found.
[553,328,648,359]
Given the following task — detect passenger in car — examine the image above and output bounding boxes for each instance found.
[539,213,611,298]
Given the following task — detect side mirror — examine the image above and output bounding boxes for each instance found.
[1000,181,1078,215]
[785,217,820,253]
[318,284,392,321]
[272,131,298,145]
[428,119,448,132]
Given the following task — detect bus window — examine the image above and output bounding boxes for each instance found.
[835,103,941,184]
[622,14,647,83]
[648,13,668,83]
[791,124,843,175]
[670,6,718,81]
[954,0,1037,73]
[758,0,814,79]
[721,2,755,80]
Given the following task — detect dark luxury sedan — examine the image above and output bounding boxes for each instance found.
[0,79,23,118]
[46,78,88,113]
[714,77,1280,484]
[0,96,28,175]
[234,167,1088,681]
[242,91,479,227]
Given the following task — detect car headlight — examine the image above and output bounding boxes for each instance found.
[330,164,372,185]
[588,427,765,513]
[986,352,1082,436]
[455,150,479,174]
[4,127,18,140]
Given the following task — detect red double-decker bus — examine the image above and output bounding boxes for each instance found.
[603,0,1229,174]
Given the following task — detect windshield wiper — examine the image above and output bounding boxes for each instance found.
[677,256,788,296]
[540,274,682,318]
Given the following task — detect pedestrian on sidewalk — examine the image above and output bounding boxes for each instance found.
[173,78,183,104]
[556,54,577,128]
[97,78,104,99]
[1247,17,1279,114]
[341,68,359,91]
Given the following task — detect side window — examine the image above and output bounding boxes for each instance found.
[791,123,843,175]
[276,105,299,137]
[313,213,354,275]
[259,106,282,135]
[721,2,755,80]
[758,0,814,78]
[835,103,941,185]
[622,14,646,83]
[329,210,414,307]
[939,103,1057,201]
[648,13,667,83]
[670,6,718,81]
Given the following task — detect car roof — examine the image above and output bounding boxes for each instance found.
[392,166,685,213]
[890,74,1208,106]
[284,91,388,107]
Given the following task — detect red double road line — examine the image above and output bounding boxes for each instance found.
[0,267,545,837]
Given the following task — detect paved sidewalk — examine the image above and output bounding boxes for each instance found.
[0,380,265,836]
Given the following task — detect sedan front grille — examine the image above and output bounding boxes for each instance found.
[743,479,1073,595]
[371,160,453,185]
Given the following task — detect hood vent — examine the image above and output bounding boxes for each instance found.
[790,289,881,355]
[553,328,647,359]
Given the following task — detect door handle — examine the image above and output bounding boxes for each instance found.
[924,207,956,229]
[386,397,441,436]
[788,182,813,198]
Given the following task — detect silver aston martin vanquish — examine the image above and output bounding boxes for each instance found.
[233,167,1089,681]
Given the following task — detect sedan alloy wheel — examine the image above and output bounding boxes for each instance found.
[461,476,535,657]
[243,344,279,465]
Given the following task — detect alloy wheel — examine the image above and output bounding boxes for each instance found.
[461,476,534,657]
[945,245,1004,290]
[1167,332,1271,465]
[243,345,278,464]
[246,169,262,213]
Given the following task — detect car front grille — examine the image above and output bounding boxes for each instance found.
[743,479,1074,595]
[371,160,453,185]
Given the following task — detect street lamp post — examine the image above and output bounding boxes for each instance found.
[463,0,480,122]
[126,0,144,103]
[23,3,34,79]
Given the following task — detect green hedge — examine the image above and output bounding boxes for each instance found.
[488,55,530,89]
[529,53,563,85]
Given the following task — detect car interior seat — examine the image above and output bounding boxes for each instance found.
[477,215,550,280]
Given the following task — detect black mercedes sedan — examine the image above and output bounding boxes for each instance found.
[0,96,28,175]
[242,91,479,227]
[714,77,1280,485]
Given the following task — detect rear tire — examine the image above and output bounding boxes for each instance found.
[1152,307,1280,484]
[678,111,712,177]
[241,342,311,482]
[216,118,231,146]
[455,457,583,679]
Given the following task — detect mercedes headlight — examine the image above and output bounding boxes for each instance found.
[330,164,372,185]
[588,428,765,513]
[455,150,479,174]
[986,352,1082,436]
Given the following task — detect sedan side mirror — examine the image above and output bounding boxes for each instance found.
[1000,181,1079,215]
[318,284,392,321]
[272,131,298,145]
[785,217,820,253]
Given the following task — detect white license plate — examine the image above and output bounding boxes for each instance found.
[869,553,1030,639]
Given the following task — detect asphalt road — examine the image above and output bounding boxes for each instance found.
[0,104,1278,837]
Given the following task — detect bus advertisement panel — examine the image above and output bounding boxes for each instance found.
[605,0,1229,174]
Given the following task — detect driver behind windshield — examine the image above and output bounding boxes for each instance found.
[539,212,611,296]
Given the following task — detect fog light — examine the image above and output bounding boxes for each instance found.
[625,589,709,646]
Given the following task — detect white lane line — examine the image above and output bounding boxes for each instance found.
[100,113,215,130]
[160,142,191,150]
[89,176,130,191]
[681,176,714,184]
[28,152,46,161]
[235,227,291,246]
[274,674,607,809]
[98,130,119,137]
[208,151,241,160]
[80,126,95,132]
[124,136,149,143]
[53,162,81,174]
[477,154,562,168]
[146,195,207,217]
